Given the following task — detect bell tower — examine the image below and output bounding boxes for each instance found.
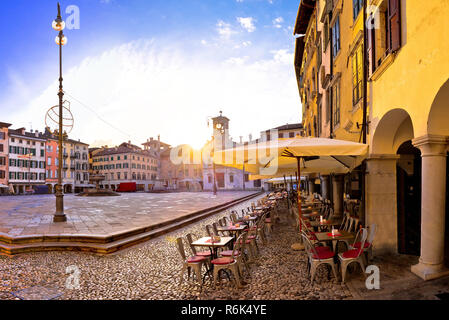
[211,111,230,149]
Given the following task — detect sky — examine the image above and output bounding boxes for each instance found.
[0,0,302,149]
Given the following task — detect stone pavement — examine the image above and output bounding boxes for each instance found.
[0,196,353,300]
[346,253,449,300]
[0,192,257,238]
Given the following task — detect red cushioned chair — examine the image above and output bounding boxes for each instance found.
[302,232,338,284]
[220,232,250,277]
[212,233,244,288]
[350,223,376,263]
[176,237,207,286]
[338,228,368,283]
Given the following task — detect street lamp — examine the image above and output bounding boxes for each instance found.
[52,2,67,223]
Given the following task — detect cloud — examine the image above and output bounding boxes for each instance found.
[273,17,284,28]
[237,17,256,33]
[216,20,238,39]
[2,40,300,149]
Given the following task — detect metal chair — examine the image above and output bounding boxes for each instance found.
[176,237,206,286]
[338,228,368,283]
[302,232,338,283]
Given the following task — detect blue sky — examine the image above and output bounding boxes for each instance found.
[0,0,301,148]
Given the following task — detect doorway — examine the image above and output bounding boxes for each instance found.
[396,141,421,256]
[216,173,225,188]
[445,152,449,267]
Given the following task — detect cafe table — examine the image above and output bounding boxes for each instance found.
[314,230,355,252]
[216,224,247,238]
[191,236,234,259]
[309,219,340,228]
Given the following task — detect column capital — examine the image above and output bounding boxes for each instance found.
[412,134,449,157]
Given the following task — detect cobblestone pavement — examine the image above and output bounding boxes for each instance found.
[0,191,256,237]
[0,195,353,300]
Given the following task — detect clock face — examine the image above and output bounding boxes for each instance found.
[216,123,222,129]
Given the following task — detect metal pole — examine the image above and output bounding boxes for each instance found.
[54,27,66,222]
[212,136,217,196]
[297,157,302,233]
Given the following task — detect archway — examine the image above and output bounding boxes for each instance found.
[369,108,415,253]
[427,78,449,268]
[396,141,421,255]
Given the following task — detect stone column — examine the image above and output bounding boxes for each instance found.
[365,154,399,254]
[321,175,331,200]
[308,178,315,195]
[332,174,345,218]
[411,134,449,280]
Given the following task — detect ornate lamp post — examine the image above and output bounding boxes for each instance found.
[52,3,67,222]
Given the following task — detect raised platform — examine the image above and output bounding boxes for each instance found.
[0,191,262,255]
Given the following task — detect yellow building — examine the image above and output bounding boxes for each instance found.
[295,0,449,280]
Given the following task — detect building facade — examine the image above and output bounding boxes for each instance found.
[202,113,262,192]
[91,142,161,191]
[294,0,449,280]
[0,122,11,194]
[7,128,46,194]
[43,128,90,194]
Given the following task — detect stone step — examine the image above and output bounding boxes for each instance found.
[0,192,263,255]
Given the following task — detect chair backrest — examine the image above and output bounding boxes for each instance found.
[218,218,225,227]
[176,237,187,261]
[205,224,215,237]
[327,207,334,221]
[185,233,198,255]
[301,231,319,260]
[212,222,220,235]
[230,212,238,223]
[340,213,347,230]
[352,228,368,257]
[367,223,377,244]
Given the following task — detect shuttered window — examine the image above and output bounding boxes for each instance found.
[353,0,363,21]
[367,15,376,75]
[352,45,364,105]
[332,16,341,57]
[332,82,340,126]
[388,0,401,52]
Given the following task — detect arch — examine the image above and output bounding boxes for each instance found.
[428,78,449,136]
[372,108,414,154]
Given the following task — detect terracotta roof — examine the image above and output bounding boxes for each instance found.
[274,123,304,131]
[0,122,12,128]
[293,0,316,89]
[93,142,158,158]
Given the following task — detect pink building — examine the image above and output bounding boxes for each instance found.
[0,122,11,194]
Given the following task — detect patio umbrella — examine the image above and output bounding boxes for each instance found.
[213,136,368,247]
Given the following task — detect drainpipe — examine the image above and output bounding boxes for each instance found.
[329,9,334,139]
[360,0,369,225]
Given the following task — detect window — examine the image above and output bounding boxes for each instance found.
[0,132,4,140]
[208,175,212,183]
[324,18,329,49]
[352,45,364,105]
[353,0,363,21]
[229,175,234,183]
[289,132,295,138]
[124,172,128,180]
[332,82,341,126]
[387,0,401,52]
[332,16,341,57]
[254,179,261,188]
[278,133,284,139]
[317,102,322,137]
[117,173,121,180]
[244,174,249,182]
